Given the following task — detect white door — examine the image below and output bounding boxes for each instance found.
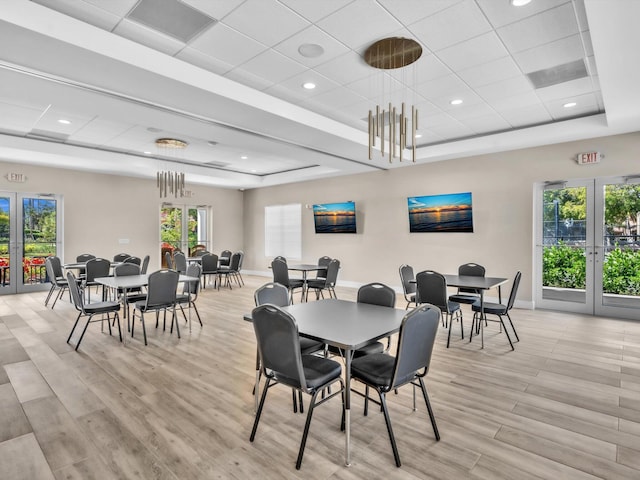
[535,176,640,319]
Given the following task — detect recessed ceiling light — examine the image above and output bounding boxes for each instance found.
[57,119,71,125]
[251,169,257,173]
[415,133,423,138]
[240,155,248,160]
[143,151,152,155]
[450,99,463,105]
[302,82,316,90]
[511,0,532,6]
[563,102,577,108]
[298,43,324,58]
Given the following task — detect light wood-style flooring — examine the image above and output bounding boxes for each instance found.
[1,275,640,479]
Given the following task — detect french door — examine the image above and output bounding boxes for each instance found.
[160,204,210,266]
[535,176,640,319]
[0,192,63,295]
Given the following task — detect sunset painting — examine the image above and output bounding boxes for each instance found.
[313,201,357,233]
[407,192,473,233]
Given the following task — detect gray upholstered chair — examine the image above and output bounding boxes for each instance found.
[271,258,304,304]
[173,251,187,274]
[449,263,485,304]
[83,257,111,303]
[351,304,441,467]
[416,270,463,348]
[176,263,202,326]
[250,304,345,469]
[399,264,418,310]
[113,253,130,262]
[200,253,219,289]
[304,258,340,301]
[44,256,69,308]
[131,269,179,345]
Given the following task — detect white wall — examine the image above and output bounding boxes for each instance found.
[243,132,640,305]
[0,161,244,272]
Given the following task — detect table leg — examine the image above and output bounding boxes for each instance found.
[344,349,352,466]
[254,349,260,413]
[480,290,484,349]
[301,271,308,303]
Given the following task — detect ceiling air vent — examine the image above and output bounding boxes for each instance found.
[26,129,70,142]
[526,59,588,89]
[126,0,216,43]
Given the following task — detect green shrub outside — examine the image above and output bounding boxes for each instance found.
[602,247,640,295]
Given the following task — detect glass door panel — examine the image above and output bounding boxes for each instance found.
[160,205,210,264]
[160,206,183,267]
[0,196,12,292]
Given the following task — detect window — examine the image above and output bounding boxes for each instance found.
[265,204,301,259]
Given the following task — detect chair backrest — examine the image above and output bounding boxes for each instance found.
[415,270,449,312]
[324,259,340,287]
[124,256,141,266]
[141,255,150,274]
[274,255,287,264]
[252,304,307,391]
[229,252,241,271]
[66,271,84,312]
[200,253,218,273]
[114,262,140,277]
[399,264,416,297]
[195,250,209,257]
[271,258,291,287]
[458,263,485,294]
[357,282,395,307]
[254,282,289,307]
[49,255,64,279]
[315,255,332,278]
[390,304,440,390]
[173,252,187,273]
[164,251,174,270]
[220,250,232,266]
[183,263,202,296]
[145,269,179,308]
[190,244,207,256]
[236,251,244,269]
[506,271,522,311]
[45,257,57,286]
[113,253,130,262]
[76,253,95,262]
[85,258,111,282]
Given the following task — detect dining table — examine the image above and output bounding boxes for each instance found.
[286,263,324,301]
[245,298,406,466]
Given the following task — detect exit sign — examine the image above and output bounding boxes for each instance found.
[5,172,27,183]
[577,151,602,165]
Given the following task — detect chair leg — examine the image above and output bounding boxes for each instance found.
[191,302,203,326]
[292,389,298,413]
[75,314,94,351]
[498,315,515,350]
[378,390,401,467]
[45,285,55,306]
[419,377,440,441]
[115,312,122,343]
[446,313,453,348]
[250,377,271,442]
[296,389,320,470]
[141,311,148,346]
[506,312,519,342]
[67,312,83,344]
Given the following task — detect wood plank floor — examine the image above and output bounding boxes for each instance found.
[1,275,640,479]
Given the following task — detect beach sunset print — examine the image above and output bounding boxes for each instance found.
[313,202,356,233]
[408,192,473,233]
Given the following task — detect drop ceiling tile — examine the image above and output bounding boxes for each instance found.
[437,31,509,72]
[464,113,512,134]
[535,76,594,102]
[0,102,43,133]
[270,70,341,99]
[303,86,366,110]
[476,0,570,28]
[490,91,542,111]
[379,0,462,25]
[497,3,579,53]
[447,101,496,121]
[82,0,139,17]
[317,1,402,50]
[314,51,373,85]
[428,119,475,139]
[514,34,586,73]
[500,103,553,127]
[175,47,234,75]
[222,0,310,47]
[436,91,484,112]
[113,18,185,55]
[475,76,534,102]
[273,26,350,68]
[31,0,122,30]
[224,68,275,92]
[458,56,522,89]
[278,0,355,23]
[410,0,492,52]
[33,109,94,135]
[70,117,136,144]
[180,0,246,21]
[546,91,598,117]
[346,75,406,103]
[412,54,453,83]
[189,23,266,65]
[233,49,307,85]
[414,74,469,102]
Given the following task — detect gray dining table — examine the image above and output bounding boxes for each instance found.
[245,298,406,466]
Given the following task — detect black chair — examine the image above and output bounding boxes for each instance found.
[140,255,150,274]
[471,271,521,350]
[44,256,69,308]
[200,253,219,289]
[250,304,345,470]
[113,262,146,321]
[449,263,485,304]
[235,251,245,286]
[173,251,187,274]
[176,263,202,326]
[254,282,324,413]
[76,253,96,262]
[351,304,441,467]
[271,258,304,304]
[113,253,130,262]
[399,264,418,310]
[352,282,396,357]
[164,251,174,270]
[305,258,340,301]
[416,270,463,348]
[131,269,179,345]
[124,256,141,266]
[219,249,232,267]
[217,252,241,289]
[83,257,111,303]
[314,255,332,279]
[66,271,122,351]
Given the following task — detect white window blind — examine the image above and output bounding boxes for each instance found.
[265,204,301,259]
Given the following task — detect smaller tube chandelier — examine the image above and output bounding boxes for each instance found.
[364,37,422,163]
[155,138,187,198]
